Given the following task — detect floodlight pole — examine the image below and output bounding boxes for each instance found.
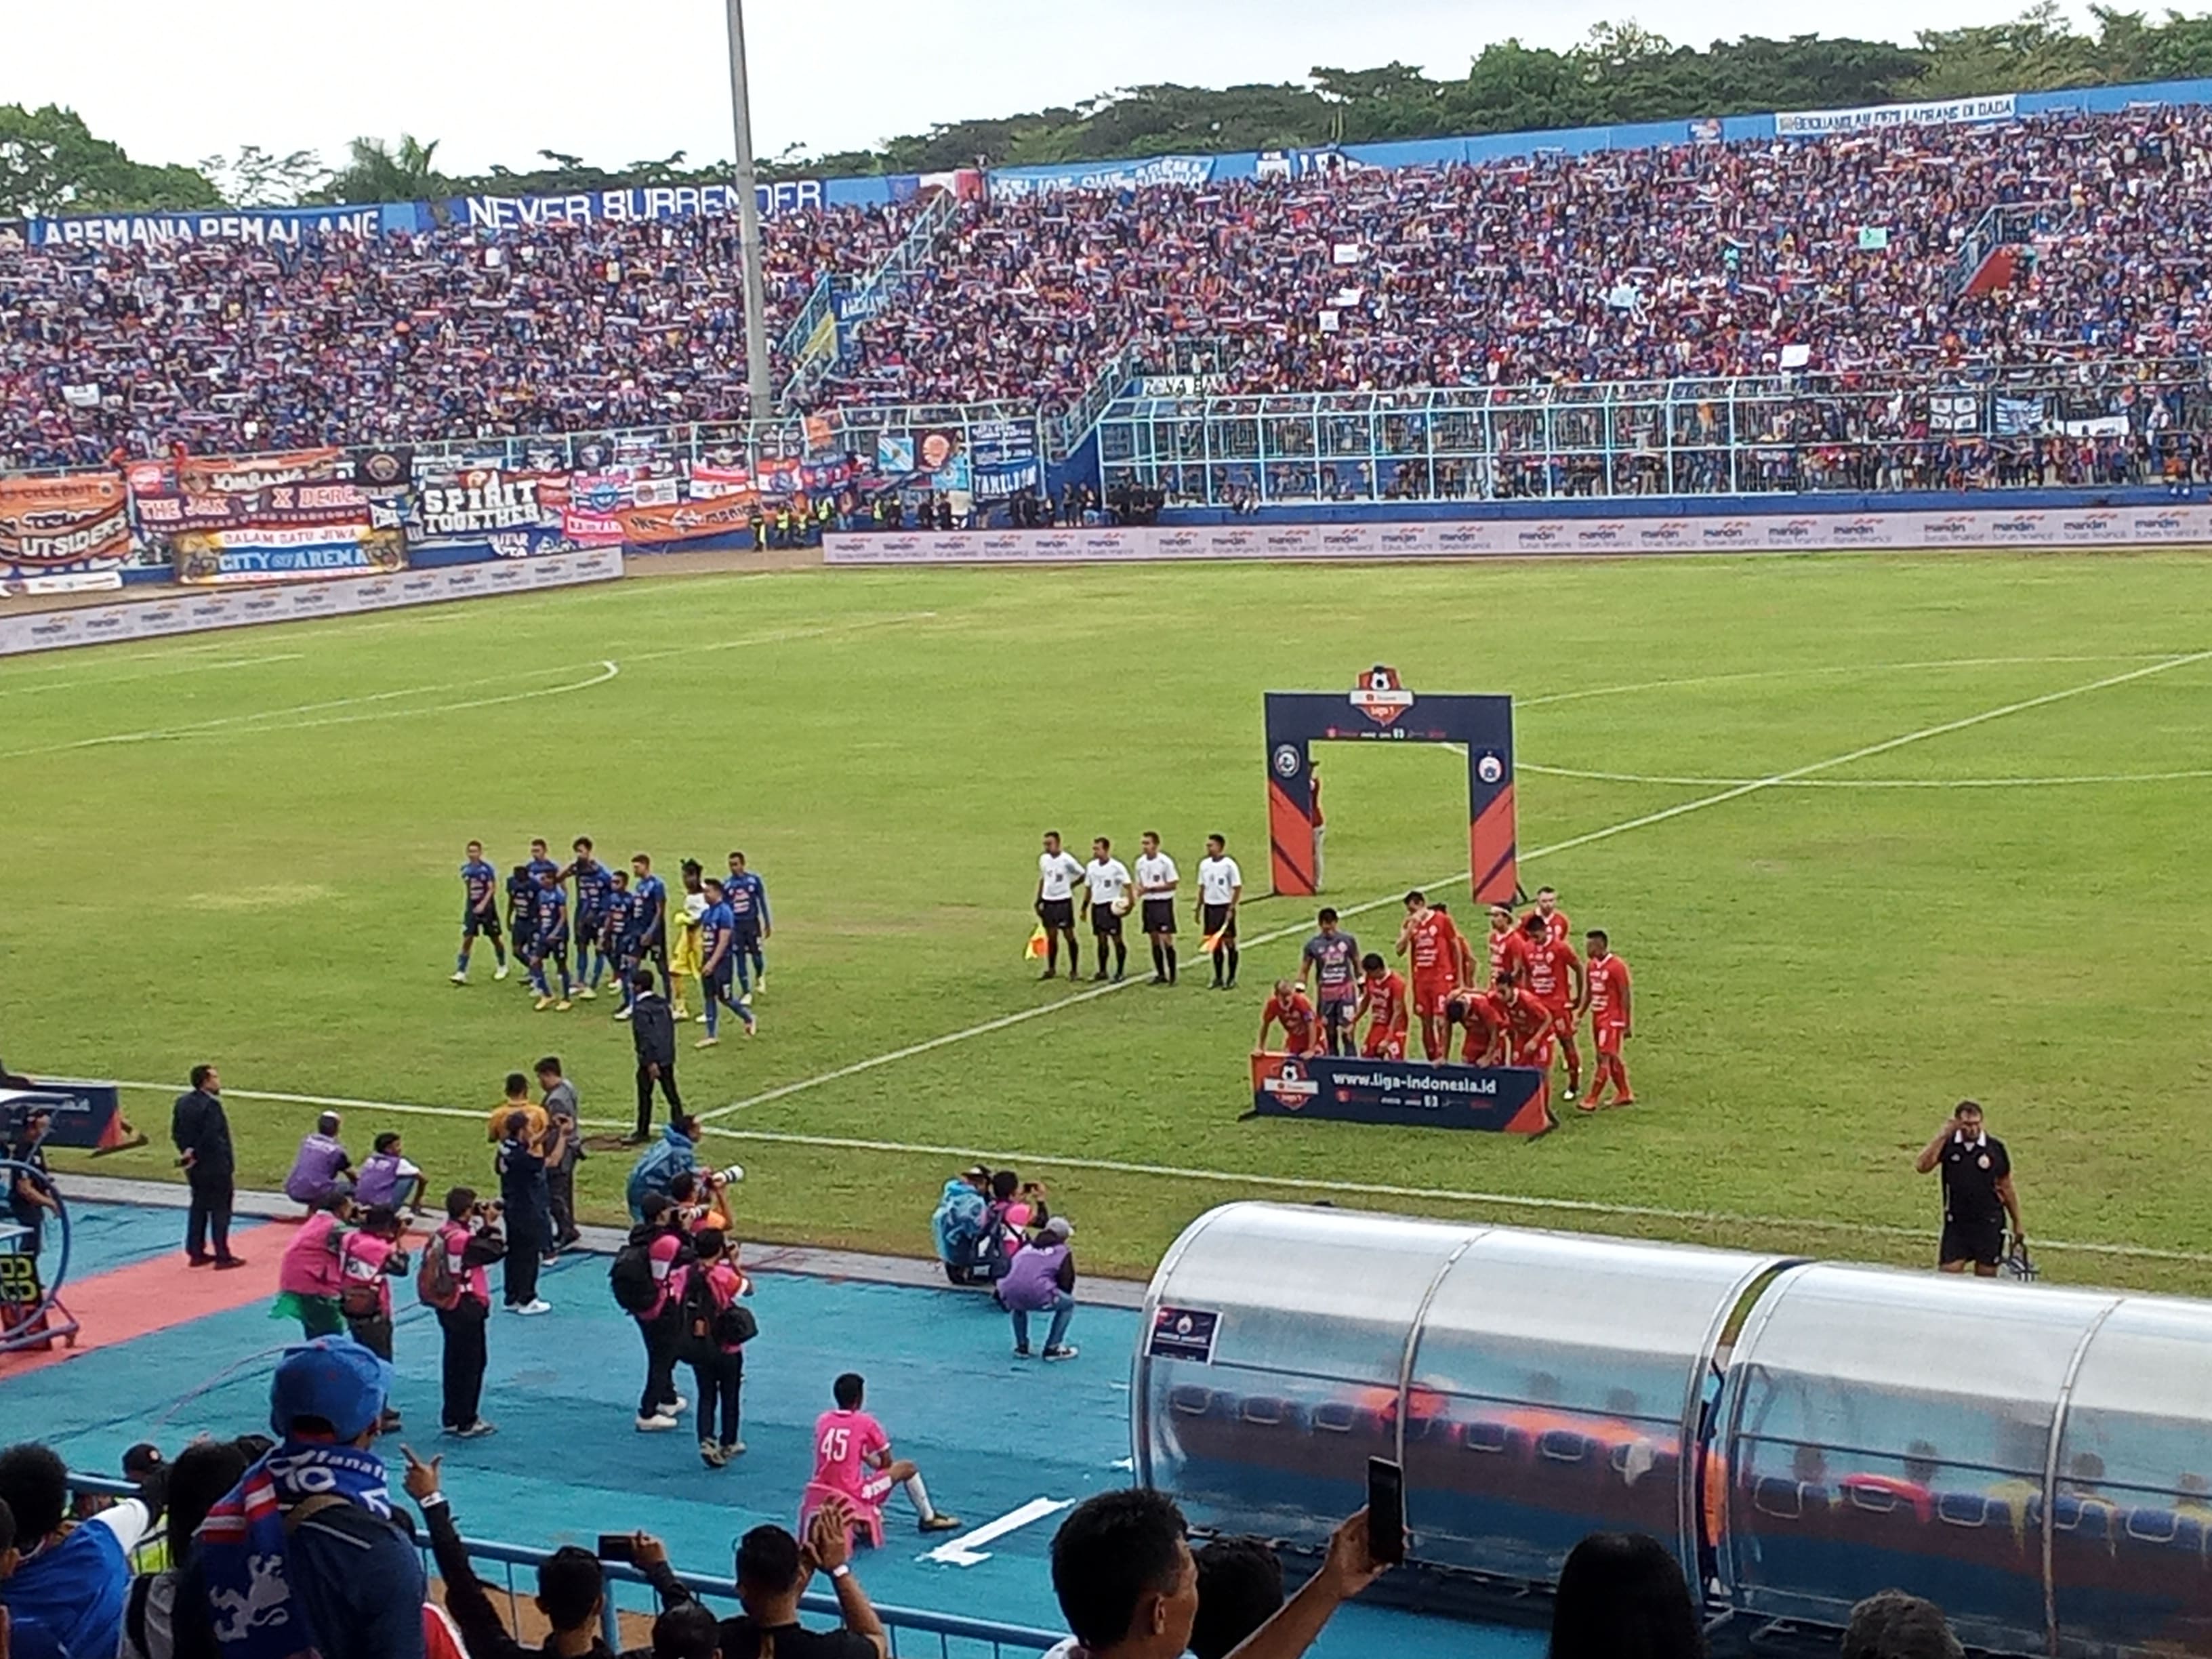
[724,0,776,442]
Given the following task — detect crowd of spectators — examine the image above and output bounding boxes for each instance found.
[0,205,916,468]
[836,107,2212,413]
[8,109,2212,472]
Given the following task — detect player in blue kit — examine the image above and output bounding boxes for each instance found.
[506,862,541,985]
[525,837,560,887]
[695,876,756,1046]
[723,850,773,996]
[453,839,512,985]
[529,869,575,1011]
[565,835,615,999]
[602,869,640,996]
[619,852,671,1021]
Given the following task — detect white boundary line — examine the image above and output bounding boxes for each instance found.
[1524,762,2212,789]
[102,1080,2212,1265]
[698,647,2212,1123]
[1512,652,2187,712]
[0,651,306,698]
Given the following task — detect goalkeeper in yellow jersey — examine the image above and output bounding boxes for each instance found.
[668,857,708,1023]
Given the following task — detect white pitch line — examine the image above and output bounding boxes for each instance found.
[924,1496,1073,1567]
[696,648,2212,1123]
[100,1079,2212,1265]
[0,651,307,697]
[1511,653,2186,711]
[0,662,619,760]
[1523,762,2212,789]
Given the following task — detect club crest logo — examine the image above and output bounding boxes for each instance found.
[1350,665,1415,726]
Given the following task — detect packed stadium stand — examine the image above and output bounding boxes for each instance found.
[6,106,2212,471]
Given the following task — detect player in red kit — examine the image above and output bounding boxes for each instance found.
[1581,929,1635,1110]
[1256,979,1323,1057]
[1355,954,1409,1060]
[1519,912,1586,1099]
[1447,982,1509,1065]
[1395,891,1465,1061]
[1486,903,1532,988]
[1531,886,1569,946]
[1495,975,1561,1069]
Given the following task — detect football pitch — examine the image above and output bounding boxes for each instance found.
[9,551,2212,1294]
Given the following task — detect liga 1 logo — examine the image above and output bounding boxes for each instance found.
[1350,664,1415,726]
[1260,1057,1320,1108]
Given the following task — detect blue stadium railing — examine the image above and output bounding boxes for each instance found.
[69,1472,1061,1657]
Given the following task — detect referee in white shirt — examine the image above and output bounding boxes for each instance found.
[1195,833,1243,990]
[1133,830,1179,985]
[1080,837,1134,982]
[1035,830,1085,979]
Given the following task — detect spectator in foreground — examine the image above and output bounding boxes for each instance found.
[1048,1490,1386,1659]
[1191,1537,1286,1659]
[653,1603,722,1659]
[1841,1591,1965,1659]
[0,1494,69,1659]
[718,1502,886,1659]
[401,1447,693,1659]
[121,1436,253,1659]
[1002,1216,1079,1361]
[283,1113,354,1212]
[180,1337,424,1659]
[1548,1532,1704,1659]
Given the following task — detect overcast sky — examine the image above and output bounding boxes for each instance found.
[7,0,2073,180]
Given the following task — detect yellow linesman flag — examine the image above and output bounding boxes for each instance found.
[1025,922,1050,960]
[1201,929,1227,954]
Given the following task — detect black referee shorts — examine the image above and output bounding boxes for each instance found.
[1201,902,1237,940]
[1141,899,1176,935]
[1039,897,1075,929]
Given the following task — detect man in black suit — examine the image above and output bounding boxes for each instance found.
[628,971,682,1143]
[171,1062,245,1267]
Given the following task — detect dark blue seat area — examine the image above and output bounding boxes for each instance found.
[1461,1420,1526,1457]
[1750,1476,1825,1521]
[1168,1384,1222,1418]
[1237,1395,1307,1432]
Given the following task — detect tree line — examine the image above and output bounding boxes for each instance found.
[7,3,2212,219]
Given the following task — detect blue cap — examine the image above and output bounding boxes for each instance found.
[269,1337,392,1441]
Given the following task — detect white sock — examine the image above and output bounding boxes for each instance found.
[903,1473,937,1521]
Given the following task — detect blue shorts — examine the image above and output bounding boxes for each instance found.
[464,908,503,939]
[577,909,605,941]
[732,925,762,951]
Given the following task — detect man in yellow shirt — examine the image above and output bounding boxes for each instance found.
[486,1072,548,1145]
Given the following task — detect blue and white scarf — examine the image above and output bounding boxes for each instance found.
[195,1441,394,1659]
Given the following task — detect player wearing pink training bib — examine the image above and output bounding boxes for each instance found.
[800,1372,964,1549]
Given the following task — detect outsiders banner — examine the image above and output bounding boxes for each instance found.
[175,524,407,585]
[1250,1054,1553,1135]
[970,420,1041,500]
[0,473,133,575]
[1775,93,2015,136]
[827,502,2212,565]
[615,495,762,548]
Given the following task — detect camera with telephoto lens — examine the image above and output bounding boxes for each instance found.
[711,1164,745,1187]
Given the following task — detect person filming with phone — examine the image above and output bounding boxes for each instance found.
[402,1446,695,1659]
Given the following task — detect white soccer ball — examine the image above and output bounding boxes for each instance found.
[1111,895,1132,915]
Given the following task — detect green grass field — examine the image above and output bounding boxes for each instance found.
[10,552,2212,1292]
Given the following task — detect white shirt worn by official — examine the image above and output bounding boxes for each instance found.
[1134,851,1179,897]
[1084,857,1132,908]
[1197,855,1243,905]
[1038,850,1084,901]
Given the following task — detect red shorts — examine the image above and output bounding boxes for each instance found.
[1459,1032,1495,1066]
[1412,978,1453,1019]
[1512,1034,1556,1069]
[1362,1029,1406,1061]
[1594,1021,1626,1056]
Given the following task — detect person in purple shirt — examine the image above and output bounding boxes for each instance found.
[1001,1216,1078,1361]
[1298,909,1361,1056]
[283,1113,354,1210]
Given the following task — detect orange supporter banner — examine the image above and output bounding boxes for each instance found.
[0,472,134,570]
[615,494,759,548]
